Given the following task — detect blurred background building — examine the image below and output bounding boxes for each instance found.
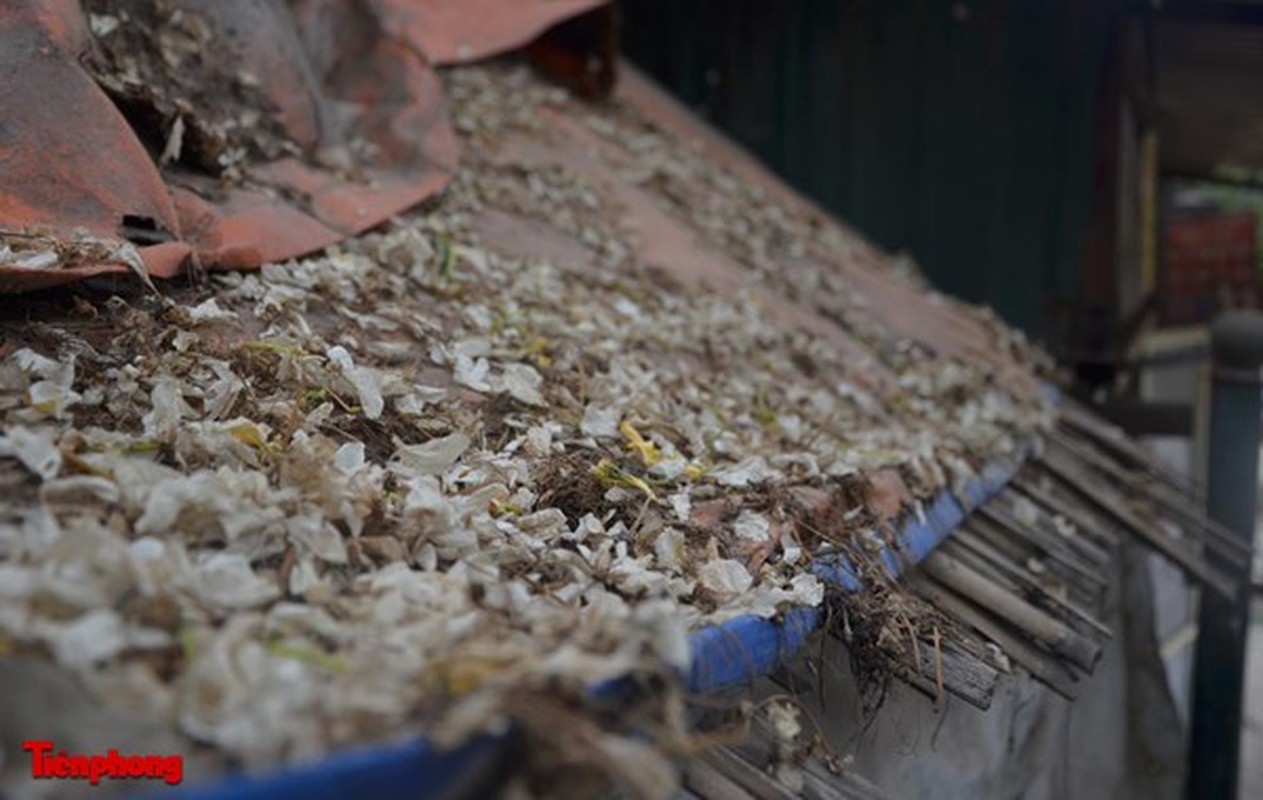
[622,0,1263,380]
[622,1,1263,794]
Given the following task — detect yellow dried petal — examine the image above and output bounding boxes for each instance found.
[619,420,661,467]
[522,336,554,368]
[267,641,347,675]
[592,458,657,500]
[227,421,268,450]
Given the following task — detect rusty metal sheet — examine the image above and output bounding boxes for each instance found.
[0,0,607,293]
[0,0,459,291]
[377,0,606,65]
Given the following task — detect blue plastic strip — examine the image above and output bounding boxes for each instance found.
[686,605,821,692]
[685,447,1028,694]
[164,444,1034,798]
[158,734,506,800]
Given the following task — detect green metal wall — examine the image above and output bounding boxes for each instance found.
[622,0,1117,339]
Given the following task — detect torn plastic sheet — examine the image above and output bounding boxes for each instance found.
[0,0,607,293]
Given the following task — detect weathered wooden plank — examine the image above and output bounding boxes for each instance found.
[1132,476,1253,562]
[907,574,1081,701]
[956,509,1033,565]
[1011,473,1121,551]
[1038,448,1238,599]
[798,766,887,800]
[919,551,1102,673]
[964,512,1101,610]
[1049,426,1138,488]
[683,756,760,800]
[1059,398,1200,492]
[812,618,998,712]
[727,707,888,800]
[1055,415,1252,562]
[977,503,1107,588]
[989,486,1114,568]
[939,537,1022,592]
[903,632,998,711]
[953,528,1112,638]
[947,532,1032,590]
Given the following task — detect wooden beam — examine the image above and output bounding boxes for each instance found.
[976,503,1108,590]
[1038,448,1239,598]
[919,551,1103,674]
[902,634,998,712]
[1059,400,1205,500]
[907,575,1082,701]
[1056,425,1256,562]
[1011,474,1120,551]
[953,529,1113,639]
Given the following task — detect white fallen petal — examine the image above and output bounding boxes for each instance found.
[0,426,61,480]
[712,456,773,487]
[393,433,470,477]
[732,510,771,544]
[194,553,281,609]
[453,354,492,392]
[787,573,825,606]
[517,508,568,541]
[334,442,366,474]
[580,404,620,438]
[1013,496,1040,528]
[27,380,80,417]
[142,376,195,441]
[781,539,803,565]
[500,363,545,406]
[204,364,245,420]
[41,609,128,668]
[39,475,119,507]
[187,298,240,324]
[327,346,385,420]
[668,491,691,523]
[286,516,348,564]
[12,349,69,381]
[766,700,803,742]
[524,425,553,457]
[697,559,752,602]
[636,601,692,672]
[654,528,686,570]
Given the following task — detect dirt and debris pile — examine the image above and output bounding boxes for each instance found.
[0,62,1053,795]
[81,0,304,176]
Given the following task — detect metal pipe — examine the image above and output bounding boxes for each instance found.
[1186,310,1263,800]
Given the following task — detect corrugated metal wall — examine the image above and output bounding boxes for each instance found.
[622,0,1118,339]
